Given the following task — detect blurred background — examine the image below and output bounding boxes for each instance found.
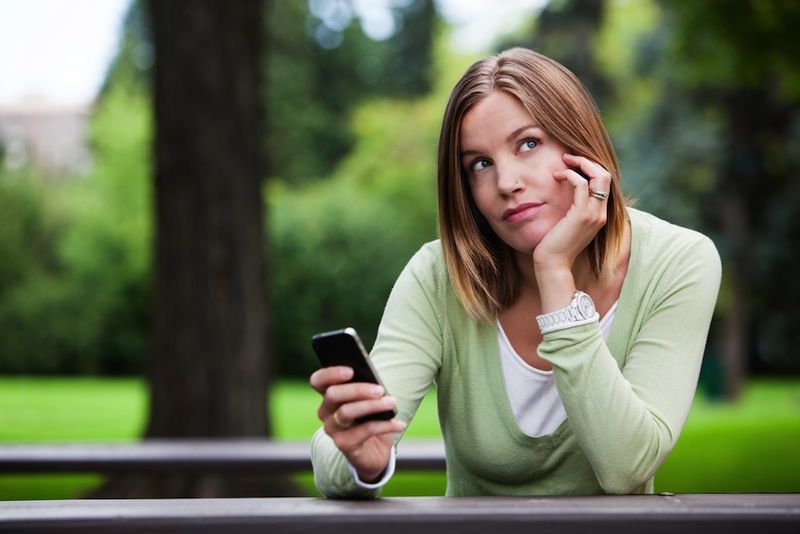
[0,0,798,499]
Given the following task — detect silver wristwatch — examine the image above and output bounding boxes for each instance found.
[536,291,599,334]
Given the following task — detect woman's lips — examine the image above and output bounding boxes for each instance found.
[502,203,543,223]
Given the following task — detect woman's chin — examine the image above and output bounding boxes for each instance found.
[507,237,540,256]
[495,226,547,255]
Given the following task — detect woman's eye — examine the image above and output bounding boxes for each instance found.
[519,139,539,152]
[471,158,492,172]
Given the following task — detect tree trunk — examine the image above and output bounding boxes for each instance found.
[716,192,748,400]
[147,0,269,442]
[93,0,298,497]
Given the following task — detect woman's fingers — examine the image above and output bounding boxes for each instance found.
[562,153,611,183]
[317,381,385,423]
[554,168,590,210]
[538,154,610,267]
[328,396,397,429]
[330,418,407,454]
[309,366,405,477]
[558,153,610,222]
[323,382,384,407]
[309,365,353,394]
[562,153,611,195]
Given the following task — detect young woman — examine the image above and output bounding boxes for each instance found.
[309,48,721,497]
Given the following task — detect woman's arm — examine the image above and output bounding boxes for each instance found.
[310,244,444,498]
[538,236,721,494]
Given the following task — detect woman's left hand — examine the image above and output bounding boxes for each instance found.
[532,153,611,273]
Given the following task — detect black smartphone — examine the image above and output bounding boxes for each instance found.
[574,167,590,180]
[311,327,396,424]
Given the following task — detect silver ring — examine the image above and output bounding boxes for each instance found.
[589,189,608,200]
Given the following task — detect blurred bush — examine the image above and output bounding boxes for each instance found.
[268,98,438,375]
[0,86,441,378]
[0,79,152,375]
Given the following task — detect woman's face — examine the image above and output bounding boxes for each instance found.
[459,91,574,254]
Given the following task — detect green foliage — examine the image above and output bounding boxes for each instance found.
[0,171,57,295]
[265,0,437,184]
[268,97,439,376]
[610,0,800,374]
[666,0,800,98]
[0,0,442,377]
[0,72,152,374]
[53,79,153,374]
[3,0,799,381]
[0,170,65,371]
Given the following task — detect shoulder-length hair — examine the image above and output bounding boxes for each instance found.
[437,47,628,323]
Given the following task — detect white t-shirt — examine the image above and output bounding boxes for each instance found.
[497,301,618,437]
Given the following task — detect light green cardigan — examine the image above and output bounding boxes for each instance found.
[311,208,721,497]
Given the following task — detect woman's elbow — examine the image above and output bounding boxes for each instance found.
[597,472,647,495]
[594,447,668,494]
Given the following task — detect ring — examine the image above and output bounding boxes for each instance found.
[589,189,608,200]
[332,411,351,430]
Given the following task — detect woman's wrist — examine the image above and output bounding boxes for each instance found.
[350,448,397,488]
[534,266,576,313]
[356,466,387,484]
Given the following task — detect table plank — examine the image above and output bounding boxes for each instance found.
[0,439,446,473]
[0,495,798,533]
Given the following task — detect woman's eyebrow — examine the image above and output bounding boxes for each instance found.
[506,124,539,143]
[461,124,540,158]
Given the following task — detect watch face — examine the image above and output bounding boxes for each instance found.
[576,293,596,318]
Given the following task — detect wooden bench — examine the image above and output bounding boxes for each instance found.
[0,439,446,474]
[1,494,798,533]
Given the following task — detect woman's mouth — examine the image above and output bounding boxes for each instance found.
[502,203,543,223]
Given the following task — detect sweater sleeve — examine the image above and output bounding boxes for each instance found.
[537,235,721,494]
[310,244,444,498]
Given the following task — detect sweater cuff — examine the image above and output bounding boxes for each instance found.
[348,446,397,489]
[538,322,603,366]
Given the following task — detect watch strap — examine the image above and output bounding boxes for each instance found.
[536,291,599,334]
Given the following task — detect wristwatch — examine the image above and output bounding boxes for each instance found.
[536,291,599,334]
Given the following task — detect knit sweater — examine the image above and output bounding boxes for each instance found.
[311,208,721,497]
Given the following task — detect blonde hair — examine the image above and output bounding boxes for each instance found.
[437,47,627,322]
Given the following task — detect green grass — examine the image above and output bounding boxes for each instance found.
[0,377,797,499]
[656,380,800,493]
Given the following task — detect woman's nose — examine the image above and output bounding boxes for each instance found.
[497,164,525,195]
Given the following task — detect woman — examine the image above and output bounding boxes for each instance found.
[309,48,721,497]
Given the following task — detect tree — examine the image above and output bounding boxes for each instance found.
[95,0,293,497]
[628,0,800,397]
[264,0,438,184]
[518,0,612,109]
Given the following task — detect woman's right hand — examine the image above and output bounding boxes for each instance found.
[309,365,407,482]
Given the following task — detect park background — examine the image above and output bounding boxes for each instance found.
[0,0,798,499]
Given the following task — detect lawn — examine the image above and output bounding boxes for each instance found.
[0,377,797,499]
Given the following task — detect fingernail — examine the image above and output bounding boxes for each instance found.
[340,367,353,379]
[372,385,384,397]
[384,395,396,407]
[396,420,408,430]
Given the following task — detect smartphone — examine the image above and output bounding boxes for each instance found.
[573,167,590,180]
[311,327,396,424]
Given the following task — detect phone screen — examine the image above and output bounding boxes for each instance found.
[311,327,396,423]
